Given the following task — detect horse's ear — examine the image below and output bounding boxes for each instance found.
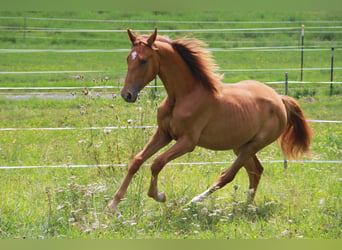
[147,28,157,47]
[127,29,136,44]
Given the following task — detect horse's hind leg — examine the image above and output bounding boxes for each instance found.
[190,143,259,203]
[190,140,263,203]
[233,148,264,201]
[244,155,264,202]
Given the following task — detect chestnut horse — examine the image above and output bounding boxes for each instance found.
[107,28,312,213]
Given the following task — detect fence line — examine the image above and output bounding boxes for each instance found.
[267,81,342,84]
[1,159,341,170]
[1,67,342,75]
[0,26,301,32]
[1,46,340,53]
[0,70,107,74]
[1,26,342,33]
[1,82,342,92]
[0,49,130,53]
[2,16,342,24]
[3,30,342,36]
[307,119,342,123]
[0,125,157,132]
[218,67,342,72]
[3,35,342,45]
[1,17,340,172]
[0,86,119,90]
[212,48,331,52]
[0,35,119,42]
[2,26,342,34]
[0,118,340,132]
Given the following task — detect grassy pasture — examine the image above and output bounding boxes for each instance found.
[0,11,341,239]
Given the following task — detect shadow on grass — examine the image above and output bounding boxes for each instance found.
[139,195,285,238]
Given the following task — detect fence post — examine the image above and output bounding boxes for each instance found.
[155,77,157,92]
[330,47,335,96]
[300,24,305,81]
[284,72,288,170]
[23,17,27,41]
[285,72,288,95]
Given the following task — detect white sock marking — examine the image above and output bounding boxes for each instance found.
[190,188,211,203]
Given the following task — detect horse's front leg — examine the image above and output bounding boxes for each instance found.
[148,136,196,202]
[106,128,171,214]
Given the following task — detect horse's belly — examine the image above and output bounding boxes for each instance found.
[197,123,256,151]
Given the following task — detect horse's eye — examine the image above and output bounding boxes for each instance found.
[140,59,148,65]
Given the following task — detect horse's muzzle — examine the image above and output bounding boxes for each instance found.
[121,89,138,103]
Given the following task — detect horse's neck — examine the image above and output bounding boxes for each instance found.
[157,44,199,101]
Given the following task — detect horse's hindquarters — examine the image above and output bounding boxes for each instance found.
[197,82,287,151]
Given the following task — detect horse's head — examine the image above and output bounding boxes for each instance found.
[121,28,160,103]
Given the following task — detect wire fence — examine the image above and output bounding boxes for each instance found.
[0,46,341,53]
[1,68,342,75]
[2,35,342,45]
[1,159,342,170]
[1,16,342,41]
[2,27,342,36]
[2,16,342,24]
[1,15,341,85]
[0,81,342,91]
[1,15,341,171]
[0,118,341,132]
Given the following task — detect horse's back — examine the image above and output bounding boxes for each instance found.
[223,80,278,97]
[220,80,285,111]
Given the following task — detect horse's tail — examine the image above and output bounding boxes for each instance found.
[279,95,312,160]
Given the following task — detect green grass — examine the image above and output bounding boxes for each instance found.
[0,92,341,239]
[0,10,341,239]
[0,162,341,239]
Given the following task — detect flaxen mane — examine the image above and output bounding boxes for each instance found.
[170,38,222,93]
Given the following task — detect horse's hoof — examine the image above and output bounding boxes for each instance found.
[247,188,255,203]
[148,190,166,202]
[188,188,212,204]
[156,191,166,202]
[189,195,204,204]
[105,201,117,215]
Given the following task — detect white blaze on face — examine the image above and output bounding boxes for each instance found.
[131,51,138,60]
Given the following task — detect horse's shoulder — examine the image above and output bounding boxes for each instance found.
[156,97,175,127]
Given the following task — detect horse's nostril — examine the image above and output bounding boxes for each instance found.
[126,92,132,101]
[121,90,136,102]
